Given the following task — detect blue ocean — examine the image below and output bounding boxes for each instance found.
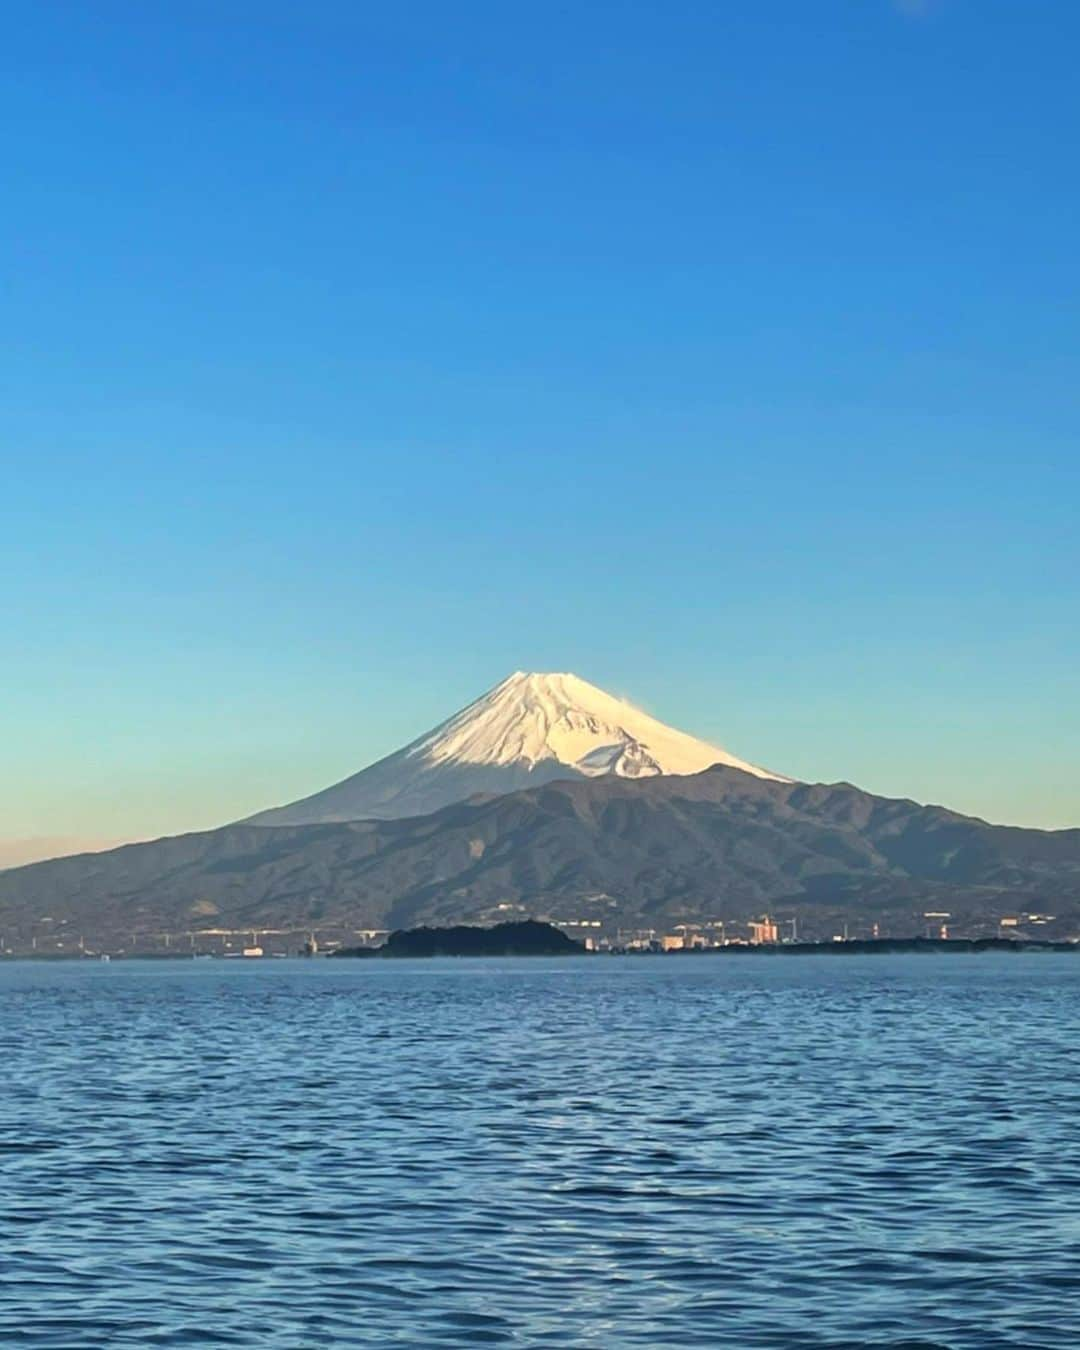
[2,955,1078,1347]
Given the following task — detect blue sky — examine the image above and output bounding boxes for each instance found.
[4,0,1078,859]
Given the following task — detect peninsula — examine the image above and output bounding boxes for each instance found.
[332,919,585,958]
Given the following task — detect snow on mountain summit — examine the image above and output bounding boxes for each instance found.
[246,671,786,827]
[419,672,772,779]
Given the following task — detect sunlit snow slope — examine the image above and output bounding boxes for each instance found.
[246,671,787,826]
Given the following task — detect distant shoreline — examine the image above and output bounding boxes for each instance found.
[4,934,1078,962]
[636,937,1080,956]
[327,932,1078,959]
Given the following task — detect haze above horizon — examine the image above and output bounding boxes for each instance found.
[4,0,1078,863]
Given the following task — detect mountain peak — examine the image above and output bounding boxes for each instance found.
[246,671,786,827]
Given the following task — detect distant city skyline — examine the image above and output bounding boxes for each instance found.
[4,1,1078,862]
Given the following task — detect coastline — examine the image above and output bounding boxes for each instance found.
[5,936,1078,962]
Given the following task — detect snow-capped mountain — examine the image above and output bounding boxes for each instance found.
[246,671,786,827]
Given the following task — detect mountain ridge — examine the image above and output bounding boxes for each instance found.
[4,764,1078,949]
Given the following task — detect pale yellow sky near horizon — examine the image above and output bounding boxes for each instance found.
[0,836,135,870]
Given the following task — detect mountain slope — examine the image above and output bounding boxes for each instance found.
[4,767,1078,948]
[245,671,785,826]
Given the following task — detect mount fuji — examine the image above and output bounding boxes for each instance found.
[246,671,786,827]
[3,670,1080,948]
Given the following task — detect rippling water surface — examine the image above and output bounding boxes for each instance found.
[3,955,1080,1347]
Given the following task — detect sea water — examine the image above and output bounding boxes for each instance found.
[2,954,1078,1347]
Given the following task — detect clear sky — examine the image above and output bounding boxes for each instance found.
[4,0,1078,863]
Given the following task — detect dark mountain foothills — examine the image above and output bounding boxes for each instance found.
[334,920,585,958]
[3,766,1079,945]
